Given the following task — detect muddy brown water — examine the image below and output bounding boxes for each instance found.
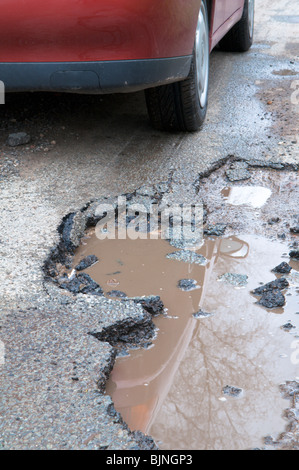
[71,227,299,450]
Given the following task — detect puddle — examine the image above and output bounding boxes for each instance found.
[198,168,299,239]
[71,228,299,450]
[221,186,272,208]
[273,15,299,24]
[47,163,299,450]
[272,69,298,77]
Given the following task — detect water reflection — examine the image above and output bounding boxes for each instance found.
[73,232,299,450]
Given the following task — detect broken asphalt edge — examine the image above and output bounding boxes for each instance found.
[4,155,297,450]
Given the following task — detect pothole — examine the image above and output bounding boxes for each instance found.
[44,159,299,450]
[70,230,298,450]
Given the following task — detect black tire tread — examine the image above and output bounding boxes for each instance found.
[145,55,207,133]
[145,0,209,132]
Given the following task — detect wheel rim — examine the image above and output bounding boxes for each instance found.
[247,0,255,39]
[195,3,209,109]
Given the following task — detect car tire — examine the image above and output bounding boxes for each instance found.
[218,0,254,52]
[145,0,209,132]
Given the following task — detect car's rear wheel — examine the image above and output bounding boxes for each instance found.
[218,0,254,52]
[145,0,209,132]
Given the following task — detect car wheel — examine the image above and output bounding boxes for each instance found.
[218,0,254,52]
[145,0,209,132]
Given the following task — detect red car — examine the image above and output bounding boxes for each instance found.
[0,0,254,131]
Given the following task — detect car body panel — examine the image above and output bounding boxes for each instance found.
[210,0,244,50]
[0,0,201,62]
[0,0,246,93]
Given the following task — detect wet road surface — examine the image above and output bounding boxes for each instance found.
[70,167,299,450]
